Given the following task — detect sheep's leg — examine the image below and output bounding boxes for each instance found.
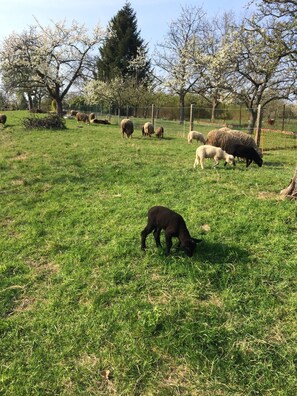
[165,233,173,256]
[246,159,252,167]
[153,228,162,247]
[141,225,154,250]
[200,157,204,169]
[213,157,219,167]
[193,157,198,169]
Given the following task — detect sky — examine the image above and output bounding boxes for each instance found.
[0,0,254,52]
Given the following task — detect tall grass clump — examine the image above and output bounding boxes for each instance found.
[0,110,296,395]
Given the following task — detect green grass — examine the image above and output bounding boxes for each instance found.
[0,111,296,395]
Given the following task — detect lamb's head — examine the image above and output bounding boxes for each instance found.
[181,237,201,257]
[225,154,235,166]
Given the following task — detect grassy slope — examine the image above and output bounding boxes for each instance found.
[0,111,296,395]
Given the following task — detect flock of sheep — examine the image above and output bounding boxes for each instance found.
[188,127,263,169]
[119,117,263,170]
[1,110,264,257]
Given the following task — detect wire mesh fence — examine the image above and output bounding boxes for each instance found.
[68,104,297,151]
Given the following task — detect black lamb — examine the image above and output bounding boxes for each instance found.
[226,144,263,167]
[141,206,201,257]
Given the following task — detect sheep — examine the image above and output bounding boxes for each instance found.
[0,114,7,126]
[89,112,96,121]
[225,144,263,168]
[194,145,235,169]
[187,131,206,144]
[120,118,134,138]
[155,126,164,138]
[91,119,111,125]
[76,112,90,124]
[206,127,262,158]
[142,121,154,137]
[70,110,78,117]
[141,205,201,257]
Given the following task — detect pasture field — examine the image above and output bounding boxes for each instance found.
[0,111,296,395]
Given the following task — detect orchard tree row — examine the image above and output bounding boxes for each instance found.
[0,0,296,132]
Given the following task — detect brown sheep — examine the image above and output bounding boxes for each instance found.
[91,119,111,124]
[155,126,164,138]
[142,121,154,137]
[206,127,262,158]
[70,110,78,117]
[76,112,90,124]
[120,118,134,138]
[0,114,7,126]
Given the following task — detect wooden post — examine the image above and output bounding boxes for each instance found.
[189,104,194,132]
[151,104,155,127]
[282,104,285,131]
[255,104,263,146]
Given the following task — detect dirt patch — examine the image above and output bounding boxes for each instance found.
[11,152,30,161]
[257,191,280,200]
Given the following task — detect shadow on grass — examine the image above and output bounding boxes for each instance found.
[262,161,285,167]
[155,239,250,267]
[196,240,250,266]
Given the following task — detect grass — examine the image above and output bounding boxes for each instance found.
[0,111,296,395]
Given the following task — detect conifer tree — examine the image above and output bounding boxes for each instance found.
[96,1,150,83]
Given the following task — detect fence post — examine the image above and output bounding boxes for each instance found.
[255,104,263,146]
[189,104,194,131]
[151,104,155,126]
[282,104,285,131]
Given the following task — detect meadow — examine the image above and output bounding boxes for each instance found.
[0,111,296,395]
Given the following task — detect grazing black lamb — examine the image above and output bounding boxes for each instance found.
[141,206,201,257]
[226,144,263,167]
[0,114,7,126]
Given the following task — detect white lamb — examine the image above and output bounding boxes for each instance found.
[187,131,206,144]
[194,145,235,169]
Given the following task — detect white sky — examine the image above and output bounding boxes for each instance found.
[0,0,254,52]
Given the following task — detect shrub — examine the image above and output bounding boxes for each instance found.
[22,114,66,130]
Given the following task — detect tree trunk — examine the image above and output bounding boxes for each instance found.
[27,92,34,111]
[247,109,257,134]
[56,98,64,116]
[280,167,297,199]
[179,93,185,124]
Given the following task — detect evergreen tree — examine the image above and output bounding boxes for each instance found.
[96,1,151,83]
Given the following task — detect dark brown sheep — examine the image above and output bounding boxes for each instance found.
[225,144,263,167]
[91,119,111,124]
[0,114,7,126]
[141,206,201,257]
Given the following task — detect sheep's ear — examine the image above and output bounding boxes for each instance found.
[191,238,202,244]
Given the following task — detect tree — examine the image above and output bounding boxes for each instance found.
[85,52,155,116]
[96,1,151,84]
[220,15,296,133]
[154,5,207,123]
[0,20,105,115]
[254,1,297,63]
[192,13,236,122]
[280,167,297,199]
